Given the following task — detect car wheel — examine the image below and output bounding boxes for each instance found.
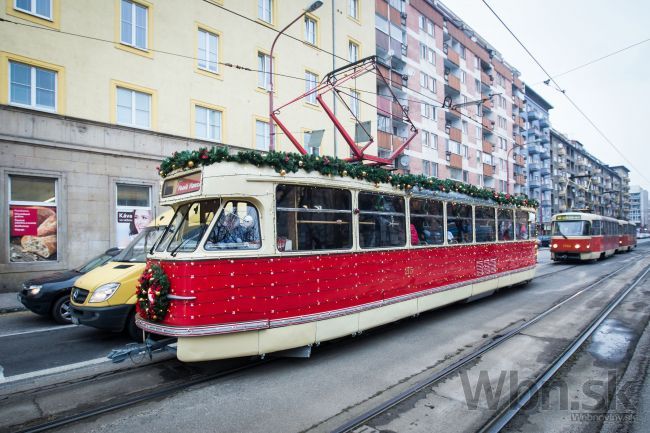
[52,295,73,324]
[126,310,144,342]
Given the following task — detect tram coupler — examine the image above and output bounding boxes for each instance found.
[107,337,177,364]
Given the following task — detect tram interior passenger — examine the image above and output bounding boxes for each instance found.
[205,201,261,250]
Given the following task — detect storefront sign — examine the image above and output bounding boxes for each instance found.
[11,207,38,236]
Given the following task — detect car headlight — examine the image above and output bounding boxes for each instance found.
[89,282,120,303]
[27,285,42,296]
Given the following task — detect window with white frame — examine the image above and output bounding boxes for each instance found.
[419,15,434,36]
[257,51,270,90]
[198,28,219,73]
[348,0,359,20]
[14,0,52,19]
[378,114,390,132]
[120,0,148,50]
[350,90,360,117]
[420,72,435,93]
[305,71,317,104]
[349,41,359,62]
[449,168,462,181]
[476,126,482,144]
[463,145,469,159]
[422,131,430,147]
[431,133,438,150]
[462,120,468,135]
[460,70,466,83]
[459,45,466,59]
[463,170,469,183]
[421,103,436,120]
[195,105,222,141]
[305,16,317,45]
[477,150,482,164]
[9,61,57,111]
[256,120,270,151]
[474,78,481,93]
[116,86,151,128]
[447,139,461,155]
[423,160,432,177]
[304,131,320,156]
[474,56,480,70]
[258,0,272,23]
[498,116,507,130]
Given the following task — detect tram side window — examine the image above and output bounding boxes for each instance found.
[205,201,261,250]
[276,185,351,251]
[409,198,444,245]
[515,210,529,240]
[528,212,537,238]
[591,220,601,235]
[447,203,473,244]
[358,192,406,248]
[497,209,514,241]
[475,206,496,242]
[157,200,220,253]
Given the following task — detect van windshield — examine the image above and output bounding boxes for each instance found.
[113,226,165,263]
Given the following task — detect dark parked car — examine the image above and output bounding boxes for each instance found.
[537,235,551,247]
[18,248,120,324]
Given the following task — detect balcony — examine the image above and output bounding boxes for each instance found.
[529,178,541,188]
[528,144,540,154]
[445,73,461,94]
[559,189,567,197]
[482,139,494,153]
[481,71,494,86]
[377,131,404,151]
[482,117,495,132]
[448,152,463,169]
[540,148,551,160]
[444,45,460,68]
[540,133,550,144]
[542,181,553,192]
[557,176,567,184]
[483,163,495,177]
[558,147,566,156]
[482,98,493,111]
[448,126,462,142]
[592,177,601,185]
[516,116,525,128]
[515,134,524,146]
[542,200,552,207]
[539,117,550,128]
[515,155,526,166]
[515,174,526,185]
[529,163,541,172]
[526,110,538,121]
[557,161,566,169]
[540,165,551,176]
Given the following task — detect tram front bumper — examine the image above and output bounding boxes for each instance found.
[70,304,133,332]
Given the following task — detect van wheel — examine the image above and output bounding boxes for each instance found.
[126,310,144,342]
[52,295,73,324]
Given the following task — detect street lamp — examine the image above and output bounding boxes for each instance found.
[268,1,323,151]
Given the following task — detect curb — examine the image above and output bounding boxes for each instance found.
[0,306,27,315]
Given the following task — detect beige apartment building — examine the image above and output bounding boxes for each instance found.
[0,0,376,290]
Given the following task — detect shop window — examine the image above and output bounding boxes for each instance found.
[276,185,352,251]
[115,184,152,248]
[447,203,473,244]
[409,198,444,246]
[475,206,496,242]
[358,192,405,248]
[9,175,58,262]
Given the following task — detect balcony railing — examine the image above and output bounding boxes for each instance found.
[482,117,495,131]
[448,126,462,142]
[445,73,461,93]
[482,139,494,153]
[483,163,495,177]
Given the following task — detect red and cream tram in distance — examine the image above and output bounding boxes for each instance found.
[137,157,538,362]
[550,212,635,261]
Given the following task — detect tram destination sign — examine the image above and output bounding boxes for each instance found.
[555,214,581,221]
[162,172,202,197]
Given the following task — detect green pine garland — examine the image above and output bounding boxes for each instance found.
[157,147,538,208]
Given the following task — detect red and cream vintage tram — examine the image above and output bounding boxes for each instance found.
[550,212,620,261]
[617,220,637,252]
[135,150,538,362]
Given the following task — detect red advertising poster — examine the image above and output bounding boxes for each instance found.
[11,207,38,236]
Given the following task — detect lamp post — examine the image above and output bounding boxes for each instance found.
[268,1,323,151]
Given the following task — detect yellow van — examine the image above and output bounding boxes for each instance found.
[70,210,173,340]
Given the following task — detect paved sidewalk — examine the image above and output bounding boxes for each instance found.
[0,292,26,314]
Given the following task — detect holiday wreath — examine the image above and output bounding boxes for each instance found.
[136,262,171,322]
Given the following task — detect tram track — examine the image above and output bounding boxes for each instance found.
[4,248,646,433]
[327,248,650,433]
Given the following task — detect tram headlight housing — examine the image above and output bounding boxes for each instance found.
[89,282,120,303]
[574,244,581,249]
[552,243,558,249]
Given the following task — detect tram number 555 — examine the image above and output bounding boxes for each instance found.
[476,258,497,277]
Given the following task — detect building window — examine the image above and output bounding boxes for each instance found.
[115,184,152,249]
[459,45,466,59]
[198,28,219,73]
[431,133,438,150]
[14,0,52,19]
[463,170,469,183]
[304,132,320,156]
[9,175,58,262]
[258,0,272,24]
[422,131,429,147]
[350,90,360,117]
[474,56,480,70]
[195,105,222,141]
[378,115,390,132]
[348,0,359,20]
[9,61,57,111]
[120,0,148,50]
[305,16,317,45]
[305,71,318,104]
[349,40,359,62]
[462,120,468,135]
[420,72,436,93]
[116,86,151,128]
[256,119,270,151]
[257,51,270,90]
[460,70,466,83]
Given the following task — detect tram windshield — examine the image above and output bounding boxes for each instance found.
[113,226,165,263]
[552,221,590,237]
[156,200,220,254]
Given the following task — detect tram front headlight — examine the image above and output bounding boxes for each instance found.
[89,282,120,303]
[574,244,581,249]
[552,243,558,249]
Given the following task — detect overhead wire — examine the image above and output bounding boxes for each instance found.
[482,0,650,185]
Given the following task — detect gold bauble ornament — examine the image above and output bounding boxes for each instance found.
[188,161,195,168]
[298,160,304,167]
[280,169,287,176]
[388,176,393,181]
[342,170,348,176]
[361,171,367,177]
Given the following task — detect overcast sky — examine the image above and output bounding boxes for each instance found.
[444,0,650,190]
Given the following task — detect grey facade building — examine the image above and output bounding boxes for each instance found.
[629,185,648,228]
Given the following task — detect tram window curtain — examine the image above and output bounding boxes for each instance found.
[497,209,514,241]
[275,185,352,251]
[409,198,444,245]
[447,203,473,244]
[475,206,496,243]
[515,210,529,240]
[358,192,406,248]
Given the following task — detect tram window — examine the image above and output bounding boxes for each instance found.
[475,206,496,243]
[447,203,473,244]
[515,211,529,240]
[276,185,351,251]
[497,209,514,241]
[591,220,601,235]
[358,192,406,248]
[157,200,219,253]
[409,198,444,245]
[528,212,537,238]
[552,220,590,236]
[205,201,261,250]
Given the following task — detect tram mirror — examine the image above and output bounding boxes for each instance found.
[306,129,324,147]
[355,121,372,143]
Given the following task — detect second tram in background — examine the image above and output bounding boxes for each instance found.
[550,212,636,261]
